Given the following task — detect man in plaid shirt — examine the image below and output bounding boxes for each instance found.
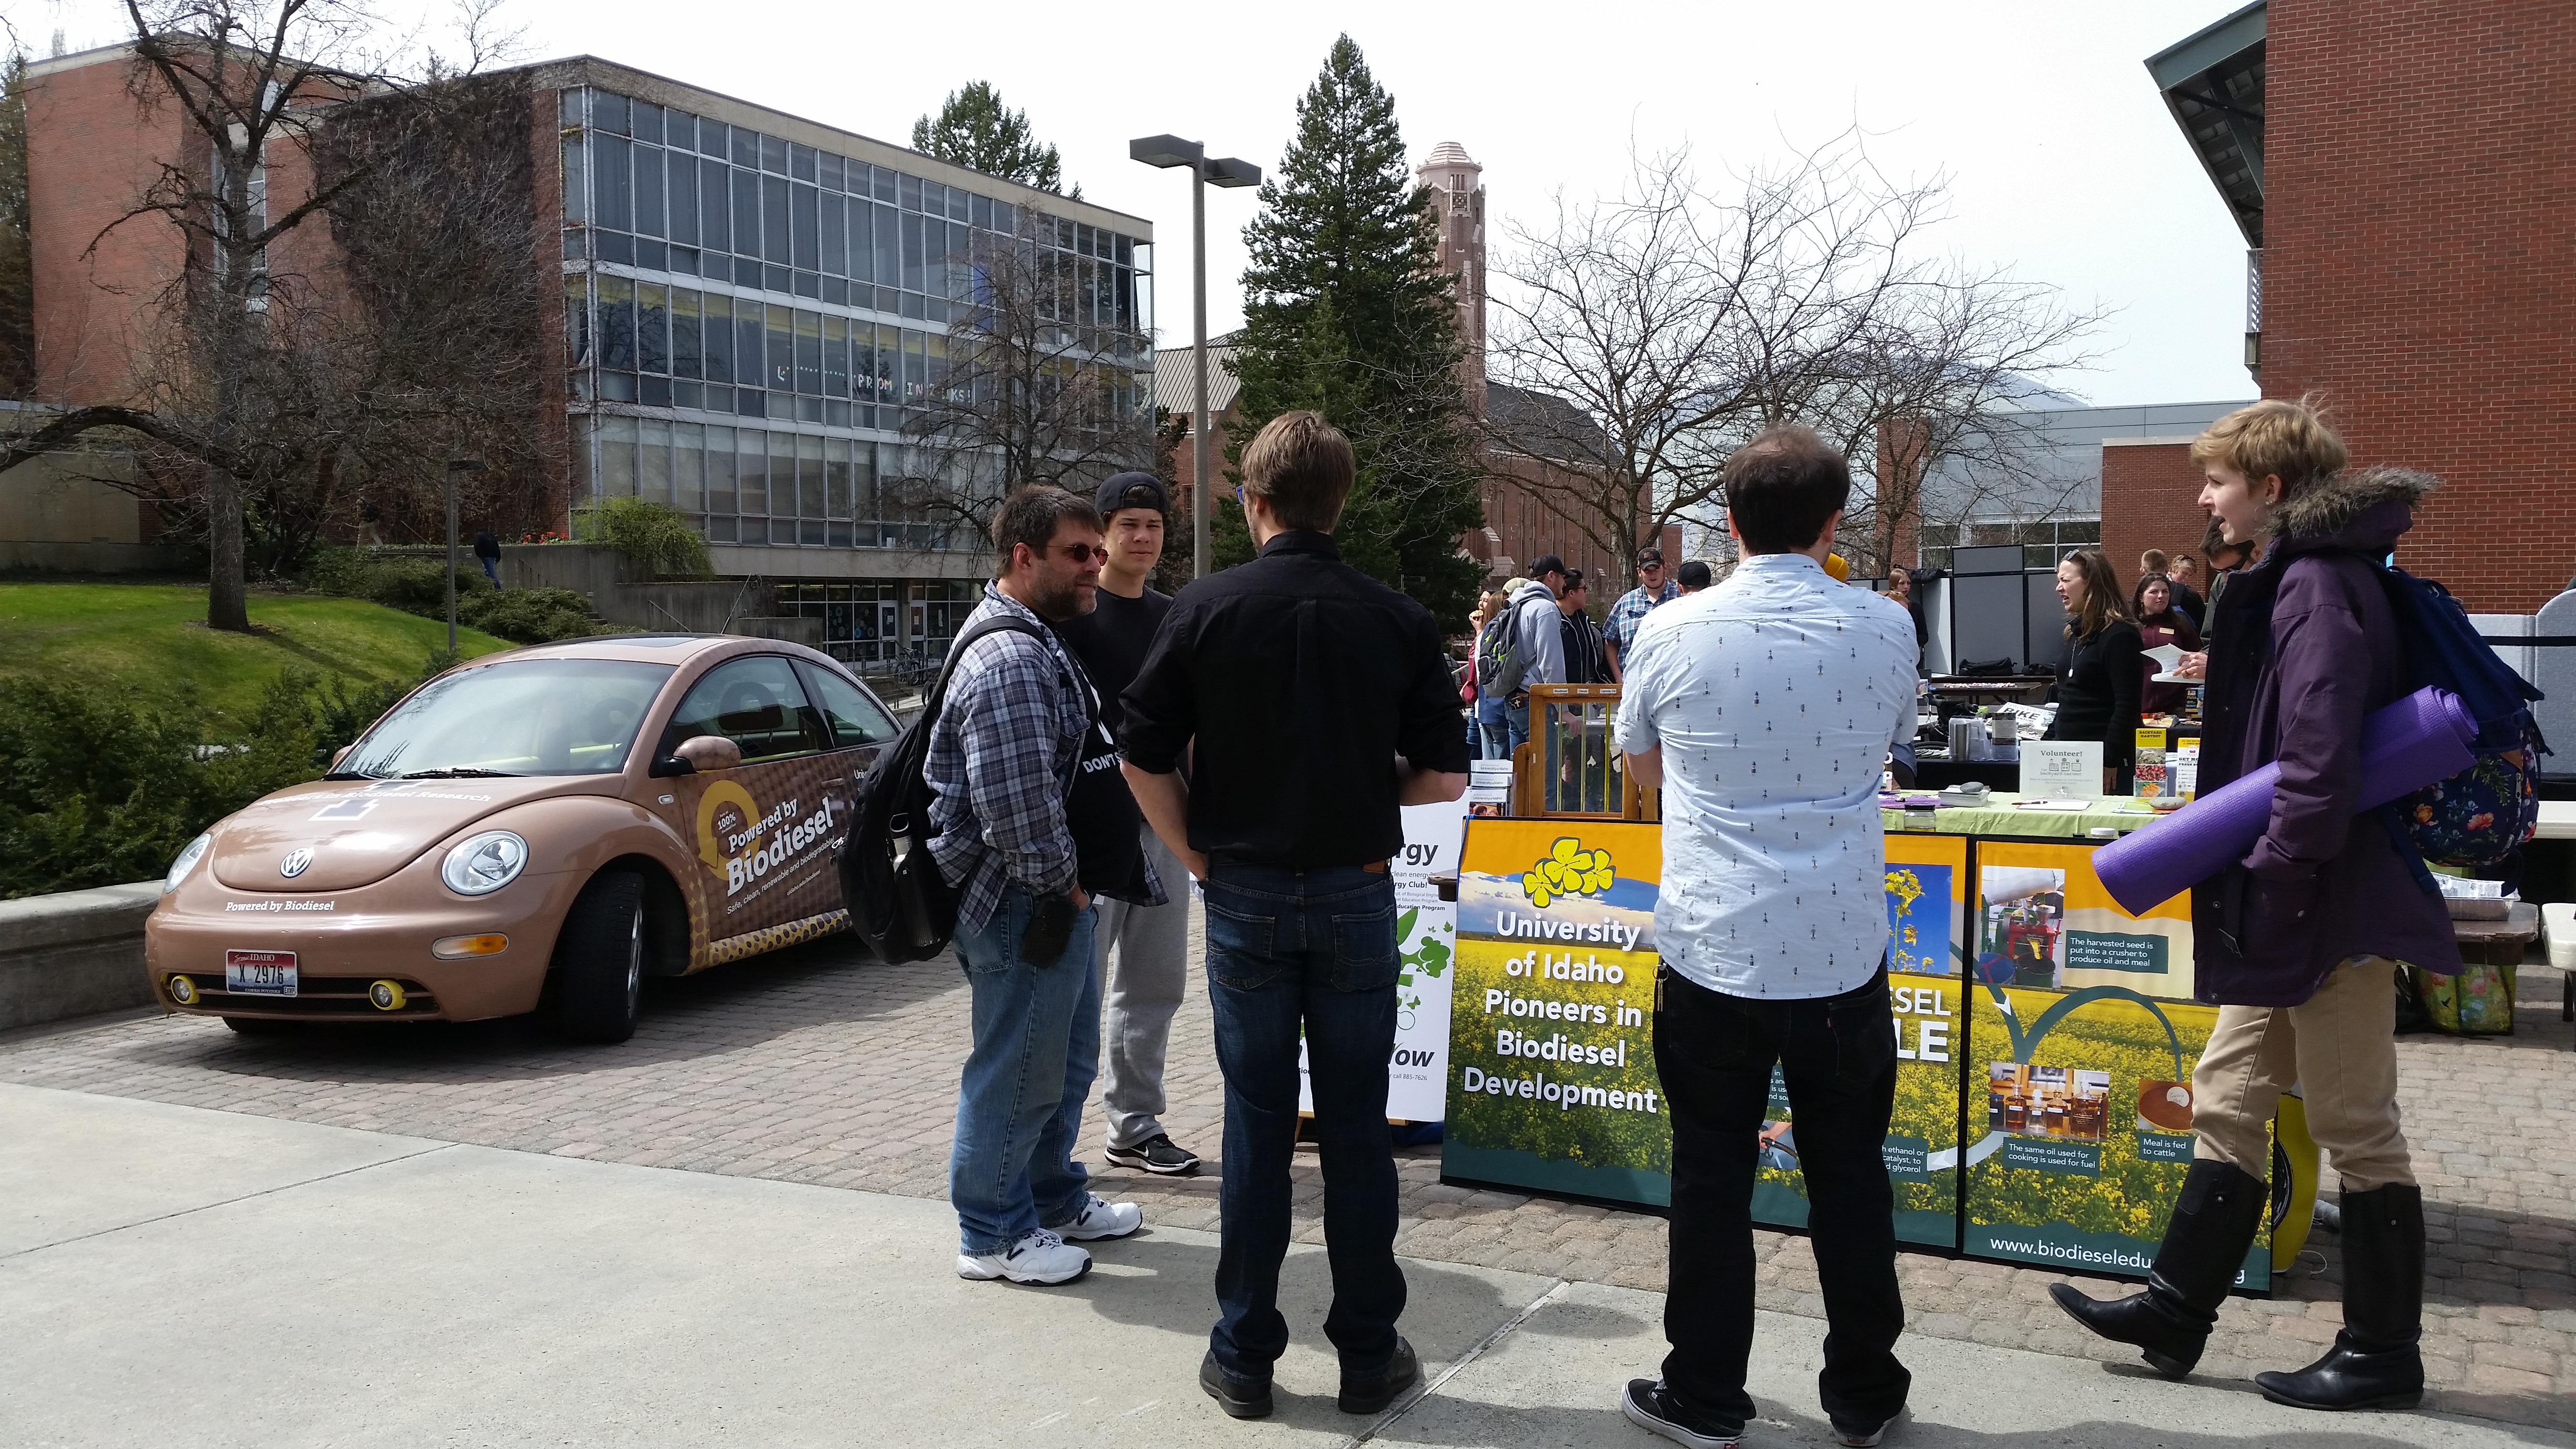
[927,486,1151,1288]
[1602,546,1676,684]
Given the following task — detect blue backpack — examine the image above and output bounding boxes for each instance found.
[2376,567,2546,868]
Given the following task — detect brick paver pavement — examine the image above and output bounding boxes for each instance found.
[4,908,2570,1432]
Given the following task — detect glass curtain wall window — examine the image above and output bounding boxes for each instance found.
[560,84,1153,546]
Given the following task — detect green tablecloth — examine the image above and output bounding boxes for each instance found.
[1881,792,2164,839]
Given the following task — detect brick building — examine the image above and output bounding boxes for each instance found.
[19,46,1154,662]
[2141,0,2576,611]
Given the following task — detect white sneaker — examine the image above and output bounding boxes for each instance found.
[1056,1192,1143,1241]
[956,1228,1092,1285]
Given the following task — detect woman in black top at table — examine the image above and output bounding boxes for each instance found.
[2132,572,2206,715]
[2046,547,2143,793]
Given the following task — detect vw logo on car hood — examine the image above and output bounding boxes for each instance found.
[279,848,314,879]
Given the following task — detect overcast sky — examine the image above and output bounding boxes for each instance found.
[30,0,2261,408]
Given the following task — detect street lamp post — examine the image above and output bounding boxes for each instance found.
[1128,136,1261,579]
[445,460,486,653]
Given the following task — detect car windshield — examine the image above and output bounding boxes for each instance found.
[337,659,676,779]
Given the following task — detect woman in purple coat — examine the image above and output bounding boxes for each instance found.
[2052,399,2457,1414]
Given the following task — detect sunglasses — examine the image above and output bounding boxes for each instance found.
[1057,543,1108,564]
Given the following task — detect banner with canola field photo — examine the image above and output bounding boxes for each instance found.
[1959,956,2270,1289]
[1444,818,1669,1207]
[1973,838,2195,1002]
[1442,821,1974,1242]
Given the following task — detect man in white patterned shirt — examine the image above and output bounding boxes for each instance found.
[1610,426,1917,1449]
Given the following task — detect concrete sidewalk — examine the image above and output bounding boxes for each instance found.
[1,1082,2560,1449]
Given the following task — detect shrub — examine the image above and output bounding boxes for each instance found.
[0,679,314,898]
[0,653,460,898]
[458,587,604,644]
[578,496,712,580]
[305,547,493,617]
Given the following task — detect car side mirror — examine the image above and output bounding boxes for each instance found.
[673,735,743,773]
[648,754,694,778]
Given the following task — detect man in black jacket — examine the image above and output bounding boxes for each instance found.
[1121,411,1469,1422]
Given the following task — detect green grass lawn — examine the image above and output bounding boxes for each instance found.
[0,582,511,722]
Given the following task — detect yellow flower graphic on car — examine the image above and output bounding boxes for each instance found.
[1523,836,1616,909]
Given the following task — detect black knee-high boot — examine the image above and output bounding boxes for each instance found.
[2049,1159,2267,1379]
[2256,1183,2426,1411]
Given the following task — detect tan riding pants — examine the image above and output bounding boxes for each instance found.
[2190,955,2416,1191]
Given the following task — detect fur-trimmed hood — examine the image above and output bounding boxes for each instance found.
[2268,465,2439,548]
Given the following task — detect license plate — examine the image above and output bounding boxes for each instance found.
[224,950,299,998]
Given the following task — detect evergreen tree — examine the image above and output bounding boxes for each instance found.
[1220,35,1484,628]
[911,81,1078,198]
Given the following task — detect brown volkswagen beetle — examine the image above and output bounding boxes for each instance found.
[146,635,903,1043]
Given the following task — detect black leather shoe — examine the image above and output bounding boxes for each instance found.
[2255,1183,2426,1411]
[1199,1351,1273,1419]
[2051,1159,2266,1379]
[1337,1336,1420,1415]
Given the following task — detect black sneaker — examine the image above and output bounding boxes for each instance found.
[1338,1336,1420,1415]
[1199,1352,1272,1419]
[1105,1133,1202,1175]
[1621,1379,1744,1449]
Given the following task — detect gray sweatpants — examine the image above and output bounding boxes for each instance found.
[1092,825,1192,1151]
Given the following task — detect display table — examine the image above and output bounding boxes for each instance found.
[1441,814,2277,1290]
[1883,793,2165,839]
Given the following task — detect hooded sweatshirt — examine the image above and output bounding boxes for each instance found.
[2190,466,2463,1006]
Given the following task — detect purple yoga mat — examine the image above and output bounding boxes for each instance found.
[2093,687,2475,916]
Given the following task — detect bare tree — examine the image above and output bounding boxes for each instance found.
[0,0,528,630]
[890,207,1152,543]
[1485,136,2105,585]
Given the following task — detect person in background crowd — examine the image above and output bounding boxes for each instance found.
[1053,472,1203,1179]
[1505,555,1570,752]
[2172,526,2257,679]
[1882,566,1930,657]
[2132,573,2205,716]
[1602,547,1677,684]
[473,528,502,588]
[1612,424,1917,1449]
[2045,547,2143,794]
[930,487,1150,1288]
[1559,568,1610,685]
[1464,588,1503,754]
[1120,411,1469,1421]
[2139,547,2172,583]
[1470,586,1517,759]
[2167,552,2207,625]
[2054,397,2451,1416]
[1675,560,1712,596]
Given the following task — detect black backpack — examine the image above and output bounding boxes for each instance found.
[839,615,1052,964]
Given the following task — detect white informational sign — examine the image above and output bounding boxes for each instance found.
[2022,740,2107,801]
[1300,799,1464,1123]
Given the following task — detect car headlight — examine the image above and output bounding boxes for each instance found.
[163,833,212,894]
[440,831,529,896]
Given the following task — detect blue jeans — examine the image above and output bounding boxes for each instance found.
[948,885,1101,1255]
[1201,861,1406,1382]
[1505,697,1530,754]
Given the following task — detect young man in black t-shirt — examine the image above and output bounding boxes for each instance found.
[1052,472,1202,1177]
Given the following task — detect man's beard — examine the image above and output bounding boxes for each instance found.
[1030,574,1095,622]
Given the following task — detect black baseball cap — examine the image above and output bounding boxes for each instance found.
[1637,547,1665,567]
[1096,471,1167,517]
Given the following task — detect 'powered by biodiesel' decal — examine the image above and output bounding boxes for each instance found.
[668,752,855,947]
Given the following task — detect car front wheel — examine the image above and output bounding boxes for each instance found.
[552,869,645,1044]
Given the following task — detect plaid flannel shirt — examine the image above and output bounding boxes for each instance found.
[1604,580,1678,657]
[922,586,1090,934]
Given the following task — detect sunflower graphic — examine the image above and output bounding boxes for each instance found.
[1523,835,1616,909]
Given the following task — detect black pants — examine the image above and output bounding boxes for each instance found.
[1654,963,1910,1429]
